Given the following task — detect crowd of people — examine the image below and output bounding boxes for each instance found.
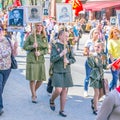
[0,8,120,119]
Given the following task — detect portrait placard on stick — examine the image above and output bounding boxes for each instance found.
[26,5,42,23]
[8,8,24,32]
[116,10,120,29]
[110,16,116,26]
[56,3,73,23]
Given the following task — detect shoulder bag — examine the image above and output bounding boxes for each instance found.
[6,37,18,69]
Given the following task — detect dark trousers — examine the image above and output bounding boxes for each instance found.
[0,69,11,110]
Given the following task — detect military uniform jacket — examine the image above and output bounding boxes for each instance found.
[23,34,48,63]
[50,42,76,73]
[87,53,108,86]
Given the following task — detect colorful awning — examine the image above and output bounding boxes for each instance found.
[83,1,120,11]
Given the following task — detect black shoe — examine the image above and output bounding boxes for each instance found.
[32,96,37,104]
[59,111,67,117]
[93,110,98,115]
[49,99,55,111]
[91,99,94,110]
[0,109,4,116]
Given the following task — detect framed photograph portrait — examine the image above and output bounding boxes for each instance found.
[43,8,49,16]
[8,8,24,32]
[110,16,116,26]
[26,6,42,23]
[116,10,120,29]
[56,3,73,23]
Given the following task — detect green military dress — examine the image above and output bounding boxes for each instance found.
[50,42,76,87]
[87,53,107,88]
[23,34,48,81]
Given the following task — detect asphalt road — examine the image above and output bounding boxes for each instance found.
[1,34,112,120]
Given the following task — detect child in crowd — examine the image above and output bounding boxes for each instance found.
[87,40,111,115]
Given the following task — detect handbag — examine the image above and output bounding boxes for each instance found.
[46,77,53,94]
[11,54,18,69]
[6,37,18,69]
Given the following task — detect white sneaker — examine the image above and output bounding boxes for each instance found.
[84,91,88,97]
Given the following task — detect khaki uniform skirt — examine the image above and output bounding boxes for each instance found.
[51,72,73,87]
[26,63,46,81]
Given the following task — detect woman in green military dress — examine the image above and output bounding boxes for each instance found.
[87,41,110,115]
[23,23,48,103]
[49,29,76,117]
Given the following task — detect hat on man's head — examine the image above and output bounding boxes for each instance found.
[31,8,38,12]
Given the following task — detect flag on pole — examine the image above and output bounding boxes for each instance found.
[111,57,120,70]
[65,0,83,16]
[13,0,21,7]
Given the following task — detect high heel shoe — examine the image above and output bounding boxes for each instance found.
[59,111,67,117]
[49,99,55,111]
[93,110,98,115]
[32,96,37,103]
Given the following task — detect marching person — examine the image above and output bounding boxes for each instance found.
[107,27,120,91]
[0,26,18,115]
[49,29,76,117]
[83,28,100,97]
[23,23,48,103]
[87,40,110,115]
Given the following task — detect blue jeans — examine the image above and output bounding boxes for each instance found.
[109,59,119,90]
[84,60,92,91]
[0,69,11,110]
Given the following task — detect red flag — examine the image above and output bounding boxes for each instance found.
[13,0,21,7]
[65,0,70,3]
[65,0,83,16]
[73,0,83,16]
[112,58,120,70]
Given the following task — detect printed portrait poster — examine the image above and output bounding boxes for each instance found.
[43,8,49,16]
[26,6,42,23]
[116,10,120,29]
[56,3,73,23]
[110,16,116,26]
[8,8,24,32]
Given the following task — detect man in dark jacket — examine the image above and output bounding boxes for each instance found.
[9,9,23,26]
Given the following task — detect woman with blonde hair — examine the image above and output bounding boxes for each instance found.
[23,23,48,103]
[83,28,100,97]
[107,26,120,91]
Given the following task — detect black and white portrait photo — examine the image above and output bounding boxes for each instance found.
[43,9,49,16]
[116,10,120,29]
[56,3,73,23]
[110,16,116,26]
[8,8,24,27]
[26,6,42,23]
